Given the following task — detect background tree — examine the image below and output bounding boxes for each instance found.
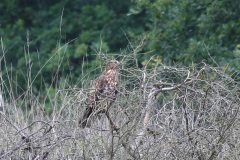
[0,0,149,96]
[1,0,240,97]
[134,0,240,69]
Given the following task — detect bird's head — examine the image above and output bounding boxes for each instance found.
[106,60,121,70]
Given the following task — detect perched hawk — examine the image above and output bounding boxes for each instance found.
[79,60,121,128]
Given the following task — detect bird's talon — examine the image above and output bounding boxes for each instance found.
[113,125,119,131]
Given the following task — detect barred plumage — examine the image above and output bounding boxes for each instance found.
[79,60,121,128]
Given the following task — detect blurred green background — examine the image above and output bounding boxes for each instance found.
[0,0,240,96]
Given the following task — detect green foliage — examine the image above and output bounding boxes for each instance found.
[0,0,149,97]
[135,0,240,68]
[1,0,240,101]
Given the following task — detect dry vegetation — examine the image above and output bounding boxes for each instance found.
[1,39,240,160]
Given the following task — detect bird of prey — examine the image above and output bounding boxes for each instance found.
[79,60,121,128]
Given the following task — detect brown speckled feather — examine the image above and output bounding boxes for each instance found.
[79,60,120,128]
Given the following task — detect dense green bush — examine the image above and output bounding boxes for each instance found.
[1,0,240,97]
[0,0,149,96]
[134,0,240,67]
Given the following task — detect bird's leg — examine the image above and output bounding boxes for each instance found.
[105,111,119,132]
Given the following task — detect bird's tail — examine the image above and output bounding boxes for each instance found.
[79,107,97,128]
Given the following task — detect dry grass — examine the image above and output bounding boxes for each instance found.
[1,37,240,160]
